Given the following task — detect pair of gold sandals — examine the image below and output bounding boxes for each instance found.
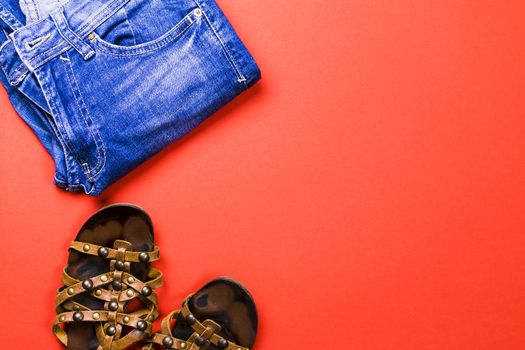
[53,204,258,350]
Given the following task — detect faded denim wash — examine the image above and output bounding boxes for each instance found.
[0,0,260,194]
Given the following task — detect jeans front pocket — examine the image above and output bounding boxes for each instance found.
[91,8,201,57]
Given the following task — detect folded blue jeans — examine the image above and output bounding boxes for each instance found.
[0,0,260,194]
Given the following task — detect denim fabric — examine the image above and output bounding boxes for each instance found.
[19,0,68,23]
[0,0,260,195]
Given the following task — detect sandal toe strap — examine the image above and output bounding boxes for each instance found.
[69,240,160,262]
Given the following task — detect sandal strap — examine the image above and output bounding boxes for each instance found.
[54,240,162,350]
[53,310,156,348]
[55,274,161,314]
[70,241,160,262]
[54,310,156,327]
[143,295,250,350]
[56,268,162,307]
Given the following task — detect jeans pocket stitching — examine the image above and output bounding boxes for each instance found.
[92,9,198,57]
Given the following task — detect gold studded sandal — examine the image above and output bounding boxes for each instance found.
[53,204,163,350]
[144,278,258,350]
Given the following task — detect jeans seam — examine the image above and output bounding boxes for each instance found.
[36,72,79,187]
[61,50,106,178]
[121,6,137,46]
[0,48,12,80]
[193,1,247,87]
[0,8,23,30]
[75,0,131,36]
[21,0,40,22]
[54,176,67,185]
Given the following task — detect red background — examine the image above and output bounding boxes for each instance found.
[1,0,525,348]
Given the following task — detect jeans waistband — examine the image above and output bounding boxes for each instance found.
[0,0,129,86]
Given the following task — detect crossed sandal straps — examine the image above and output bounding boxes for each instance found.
[54,239,163,350]
[145,295,248,350]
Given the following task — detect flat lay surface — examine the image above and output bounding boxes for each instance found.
[0,0,525,349]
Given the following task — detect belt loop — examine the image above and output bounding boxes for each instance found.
[0,7,23,31]
[50,7,95,60]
